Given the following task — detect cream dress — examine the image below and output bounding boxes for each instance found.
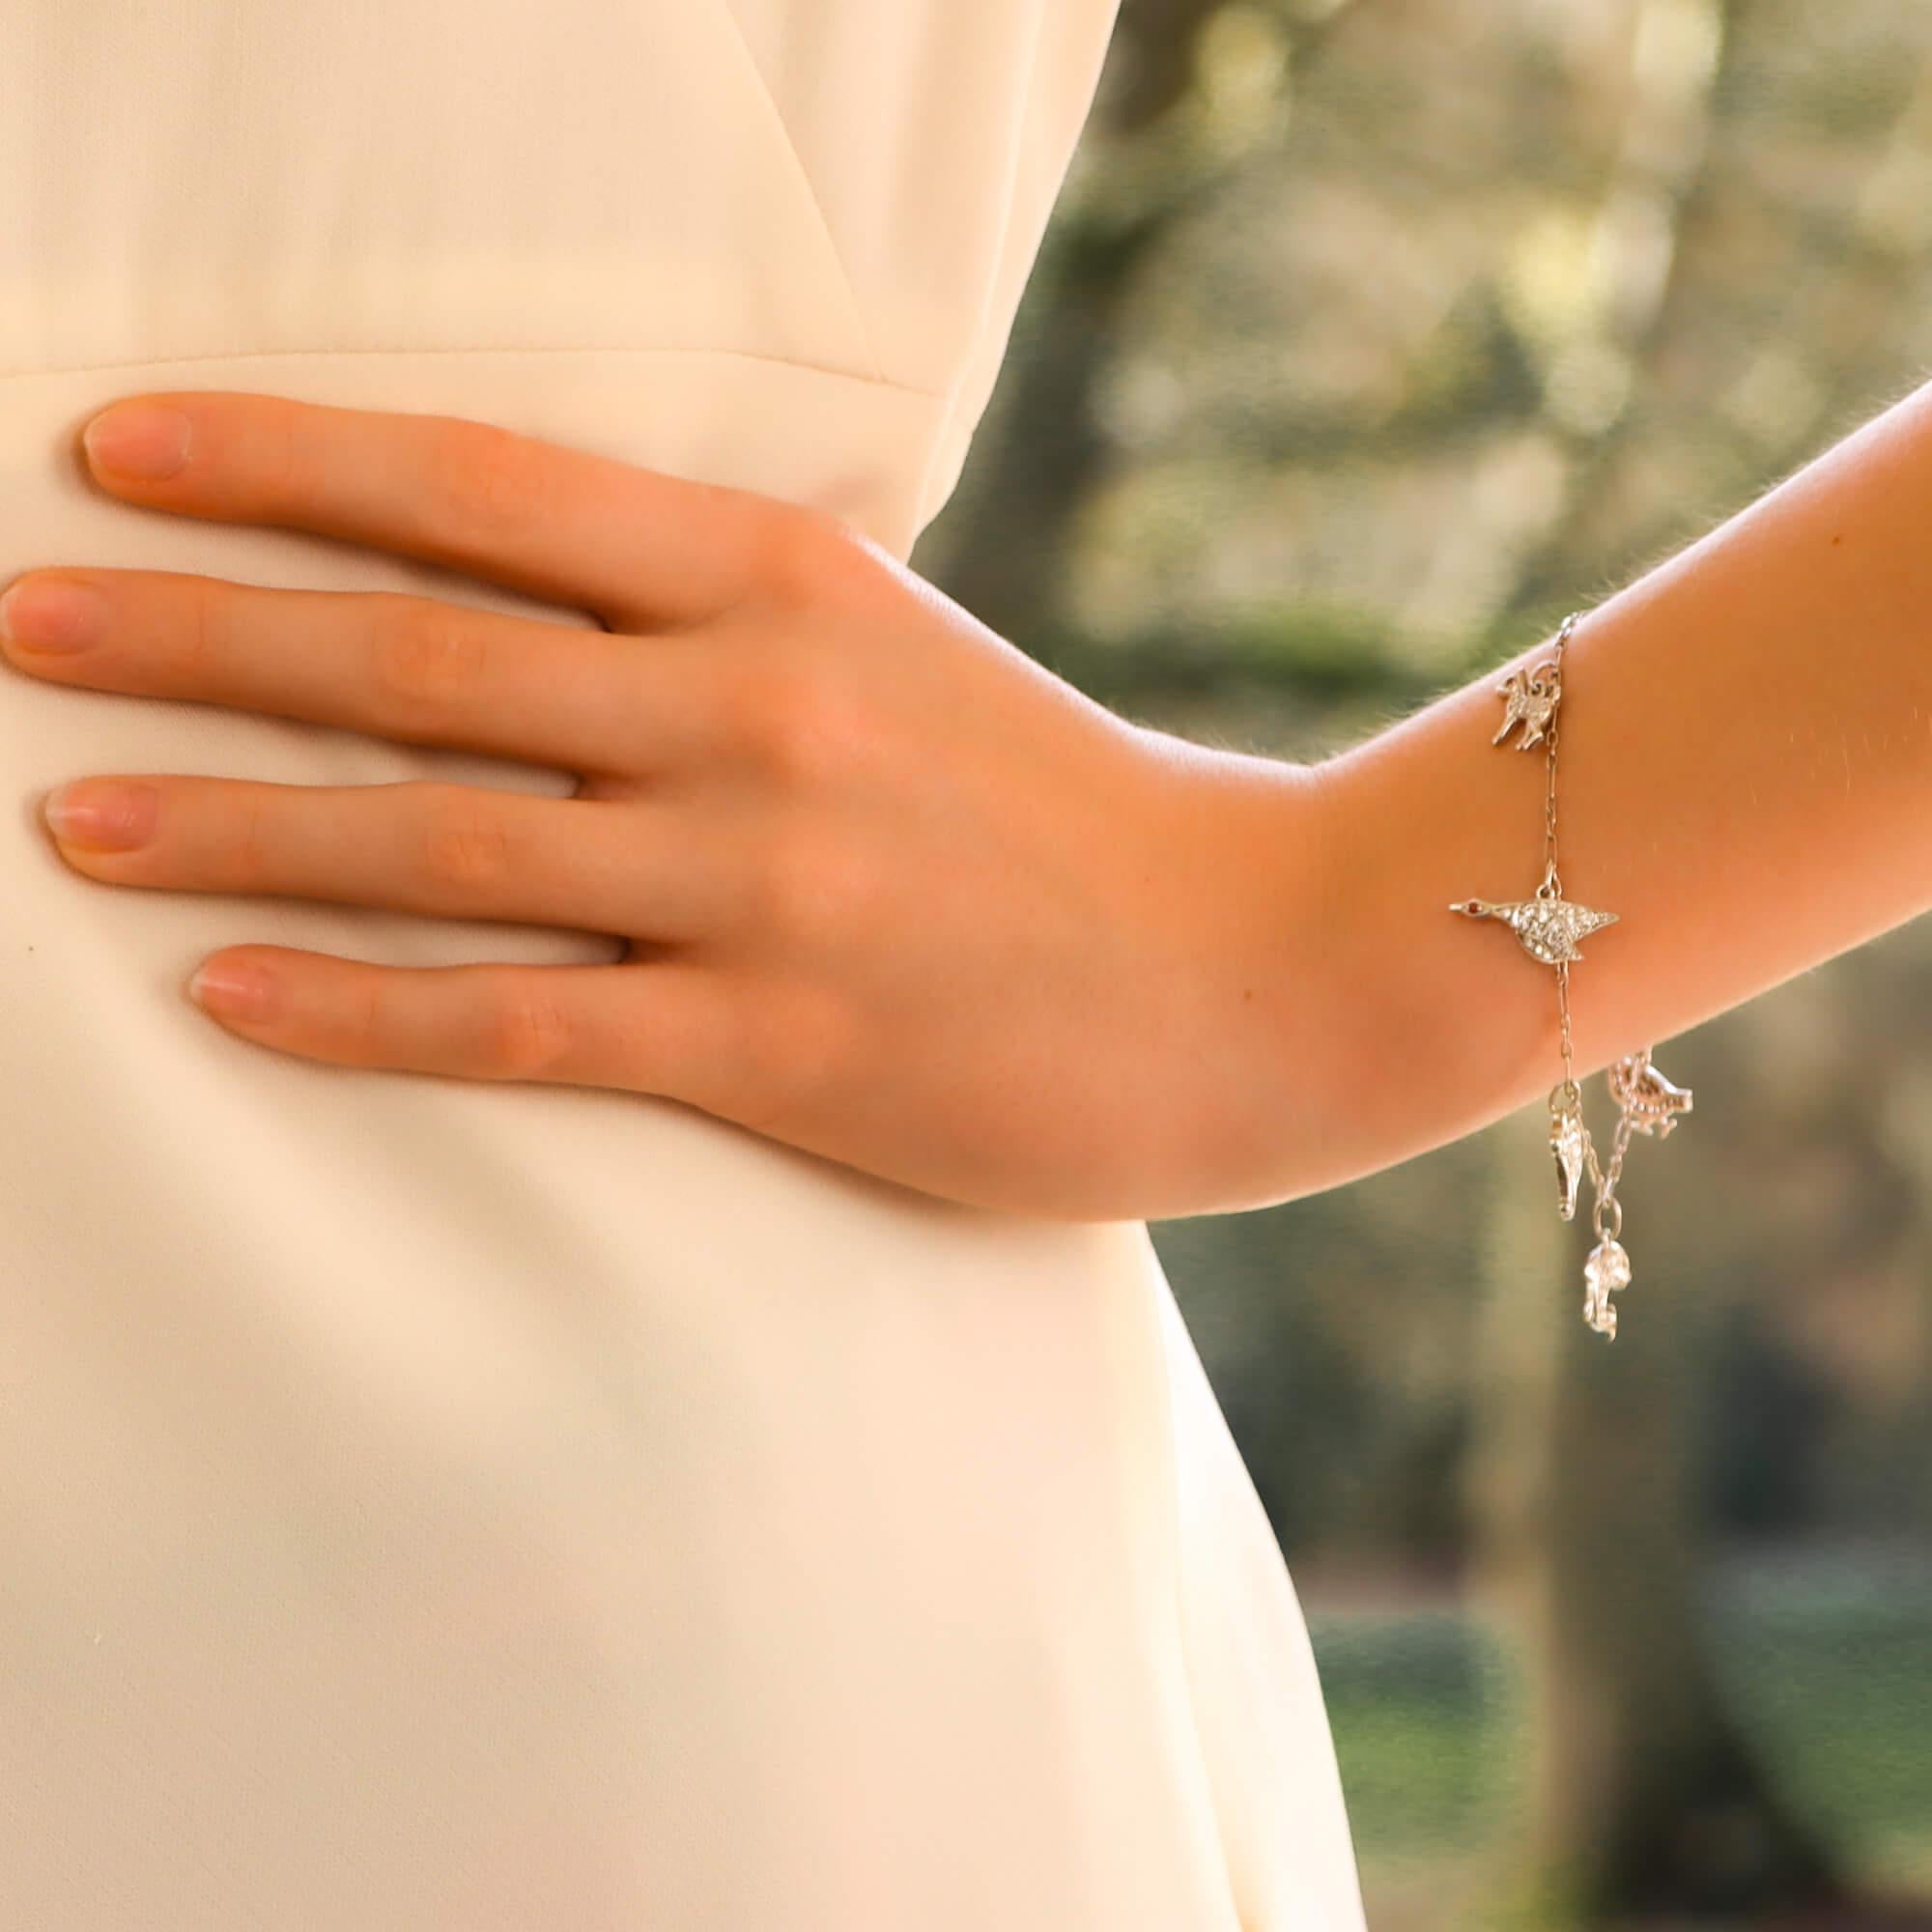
[0,4,1367,1926]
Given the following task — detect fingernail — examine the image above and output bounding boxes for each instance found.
[0,575,107,653]
[43,781,158,851]
[83,403,190,480]
[188,958,275,1021]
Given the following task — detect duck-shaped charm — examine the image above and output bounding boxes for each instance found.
[1449,865,1618,967]
[1492,661,1562,751]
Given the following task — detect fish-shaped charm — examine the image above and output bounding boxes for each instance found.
[1448,889,1618,965]
[1608,1049,1693,1139]
[1548,1085,1586,1220]
[1583,1236,1631,1338]
[1492,662,1561,751]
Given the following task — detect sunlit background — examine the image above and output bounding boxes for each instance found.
[915,2,1932,1926]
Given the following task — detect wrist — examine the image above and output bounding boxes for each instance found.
[1121,729,1344,1215]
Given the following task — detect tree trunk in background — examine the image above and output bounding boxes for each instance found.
[923,0,1369,646]
[1466,1107,1843,1921]
[922,0,1231,645]
[926,209,1147,649]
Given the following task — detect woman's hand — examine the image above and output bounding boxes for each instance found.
[0,390,1328,1220]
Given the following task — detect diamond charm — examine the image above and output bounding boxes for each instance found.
[1449,888,1618,966]
[1583,1236,1631,1338]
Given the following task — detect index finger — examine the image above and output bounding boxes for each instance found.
[76,390,791,630]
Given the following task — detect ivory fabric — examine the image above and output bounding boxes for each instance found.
[0,5,1368,1926]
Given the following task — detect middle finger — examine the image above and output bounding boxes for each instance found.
[39,775,730,939]
[0,568,733,778]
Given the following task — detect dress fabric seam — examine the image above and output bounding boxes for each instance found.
[909,0,1048,536]
[707,0,889,387]
[0,339,945,397]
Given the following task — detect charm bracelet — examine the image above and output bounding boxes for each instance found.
[1449,610,1693,1338]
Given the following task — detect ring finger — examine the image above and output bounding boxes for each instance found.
[42,775,729,939]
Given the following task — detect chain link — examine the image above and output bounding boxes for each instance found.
[1545,613,1638,1218]
[1546,610,1666,1330]
[1546,619,1566,888]
[1452,605,1690,1332]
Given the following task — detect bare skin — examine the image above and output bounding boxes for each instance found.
[1,382,1928,1222]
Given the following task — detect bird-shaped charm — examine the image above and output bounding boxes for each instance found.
[1449,876,1618,966]
[1548,1083,1586,1220]
[1492,661,1562,751]
[1607,1048,1693,1138]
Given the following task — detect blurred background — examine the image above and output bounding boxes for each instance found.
[912,1,1932,1926]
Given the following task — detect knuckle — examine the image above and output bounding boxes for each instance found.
[746,503,821,596]
[228,786,274,889]
[369,596,490,716]
[485,978,577,1078]
[412,783,513,893]
[744,824,881,946]
[718,666,788,772]
[736,981,853,1130]
[343,971,391,1068]
[754,503,875,605]
[425,416,546,537]
[179,575,229,684]
[252,395,312,514]
[727,650,875,788]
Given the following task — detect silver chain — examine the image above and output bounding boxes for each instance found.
[1449,610,1692,1338]
[1547,620,1633,1236]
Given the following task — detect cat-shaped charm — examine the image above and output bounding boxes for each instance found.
[1492,661,1562,751]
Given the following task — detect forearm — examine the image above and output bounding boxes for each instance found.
[1240,373,1932,1208]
